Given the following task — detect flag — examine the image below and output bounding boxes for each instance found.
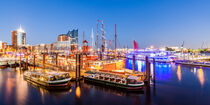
[109,40,111,47]
[133,40,138,50]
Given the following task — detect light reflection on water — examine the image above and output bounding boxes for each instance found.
[197,67,205,86]
[16,70,28,105]
[0,62,210,105]
[0,70,2,91]
[125,59,173,81]
[125,59,207,87]
[177,65,181,82]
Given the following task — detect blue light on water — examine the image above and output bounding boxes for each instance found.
[125,59,172,80]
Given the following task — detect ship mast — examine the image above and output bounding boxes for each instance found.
[91,28,95,51]
[97,20,99,52]
[101,20,104,52]
[115,24,117,58]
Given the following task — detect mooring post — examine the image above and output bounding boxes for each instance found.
[133,54,136,72]
[43,53,46,73]
[33,54,36,70]
[75,54,78,81]
[153,58,155,82]
[78,54,81,80]
[15,53,17,70]
[100,52,102,60]
[56,53,58,66]
[26,54,28,70]
[19,52,21,71]
[153,58,156,96]
[80,53,83,70]
[145,56,150,85]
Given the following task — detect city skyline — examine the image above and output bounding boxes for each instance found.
[1,1,210,105]
[1,0,210,48]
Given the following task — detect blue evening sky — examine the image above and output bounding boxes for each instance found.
[0,0,210,48]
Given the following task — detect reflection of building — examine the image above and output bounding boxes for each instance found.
[12,25,26,49]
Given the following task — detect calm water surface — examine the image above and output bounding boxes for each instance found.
[0,59,210,105]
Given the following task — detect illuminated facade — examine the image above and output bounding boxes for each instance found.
[12,31,17,49]
[50,29,79,52]
[12,25,26,49]
[17,26,26,46]
[57,34,69,42]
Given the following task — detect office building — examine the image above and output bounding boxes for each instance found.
[12,25,26,49]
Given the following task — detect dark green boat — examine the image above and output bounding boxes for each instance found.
[84,71,144,90]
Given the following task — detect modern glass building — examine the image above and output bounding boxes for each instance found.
[17,29,26,46]
[12,25,26,49]
[67,29,78,44]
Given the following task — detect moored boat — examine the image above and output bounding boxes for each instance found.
[23,71,72,90]
[175,60,210,67]
[84,71,144,90]
[0,61,8,69]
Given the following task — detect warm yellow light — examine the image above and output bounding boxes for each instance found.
[75,86,81,98]
[197,68,204,86]
[40,77,44,81]
[177,65,181,81]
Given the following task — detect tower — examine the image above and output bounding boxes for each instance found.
[12,30,17,49]
[12,25,26,49]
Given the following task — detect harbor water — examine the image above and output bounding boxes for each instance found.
[0,59,210,105]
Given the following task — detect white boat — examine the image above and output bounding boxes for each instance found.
[175,60,210,67]
[24,71,72,90]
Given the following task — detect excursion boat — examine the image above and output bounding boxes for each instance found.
[127,55,176,63]
[23,71,72,90]
[84,71,144,90]
[0,61,8,69]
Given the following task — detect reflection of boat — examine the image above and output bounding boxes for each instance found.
[83,81,144,96]
[175,60,210,67]
[0,61,8,69]
[23,71,72,90]
[84,71,144,90]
